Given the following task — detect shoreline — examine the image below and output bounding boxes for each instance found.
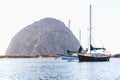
[0,54,119,58]
[0,54,61,58]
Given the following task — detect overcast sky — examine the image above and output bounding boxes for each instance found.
[0,0,120,55]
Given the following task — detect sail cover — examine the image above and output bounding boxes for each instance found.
[90,44,105,51]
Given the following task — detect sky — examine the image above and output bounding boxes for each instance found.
[0,0,120,55]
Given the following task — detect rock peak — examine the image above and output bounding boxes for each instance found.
[6,18,81,55]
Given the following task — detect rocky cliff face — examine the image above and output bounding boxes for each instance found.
[6,18,82,55]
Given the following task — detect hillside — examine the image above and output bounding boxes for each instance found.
[6,18,82,56]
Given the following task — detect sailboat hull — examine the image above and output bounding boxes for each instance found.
[78,54,110,62]
[61,55,78,60]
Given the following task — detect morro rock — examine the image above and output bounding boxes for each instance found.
[6,18,82,55]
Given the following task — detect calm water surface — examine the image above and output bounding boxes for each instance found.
[0,58,120,80]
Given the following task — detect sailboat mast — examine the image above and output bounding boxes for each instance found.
[79,29,81,43]
[68,20,71,29]
[89,5,92,54]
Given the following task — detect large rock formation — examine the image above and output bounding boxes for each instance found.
[6,18,82,55]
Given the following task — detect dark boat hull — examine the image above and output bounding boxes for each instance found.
[78,54,110,62]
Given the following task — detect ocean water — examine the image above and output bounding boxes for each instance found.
[0,58,120,80]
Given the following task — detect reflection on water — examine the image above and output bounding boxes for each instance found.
[0,58,120,80]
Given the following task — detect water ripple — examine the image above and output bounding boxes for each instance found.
[0,58,120,80]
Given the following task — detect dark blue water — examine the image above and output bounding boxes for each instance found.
[0,58,120,80]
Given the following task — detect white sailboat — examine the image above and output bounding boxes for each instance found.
[60,20,78,61]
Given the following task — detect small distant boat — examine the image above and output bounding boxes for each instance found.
[60,49,81,61]
[78,5,110,62]
[61,54,78,60]
[60,19,81,61]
